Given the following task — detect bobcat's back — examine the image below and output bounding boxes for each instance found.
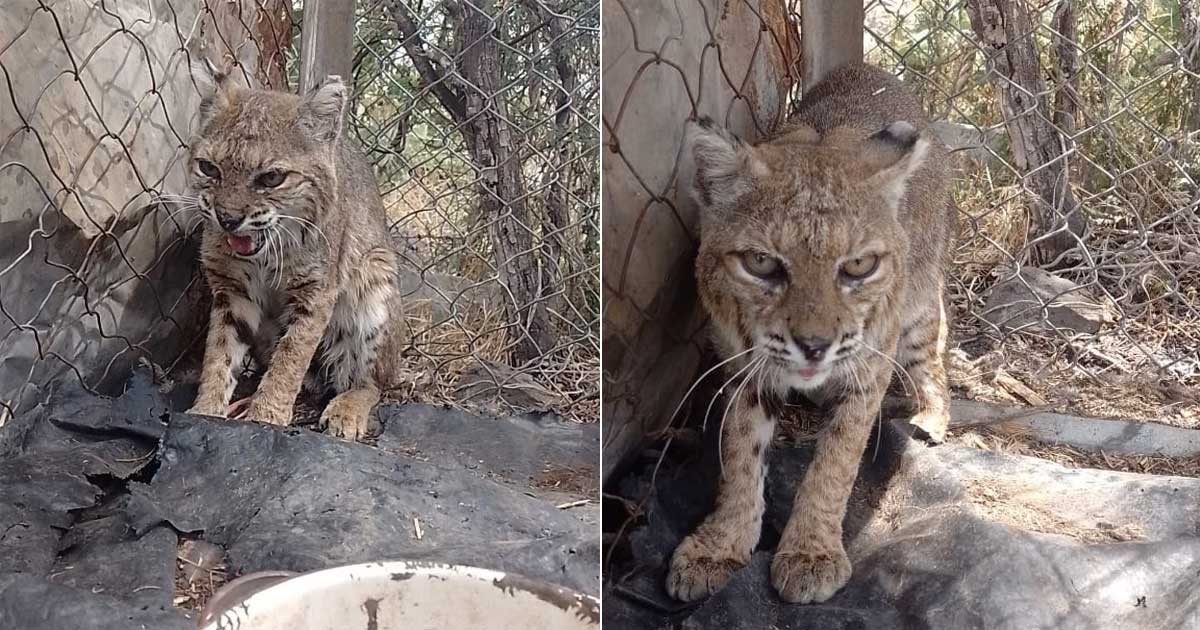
[792,64,956,287]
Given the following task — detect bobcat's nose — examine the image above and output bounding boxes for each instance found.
[215,211,242,232]
[793,335,831,362]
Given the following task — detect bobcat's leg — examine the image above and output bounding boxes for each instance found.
[666,383,779,602]
[318,246,396,440]
[246,277,337,425]
[190,291,261,416]
[770,351,892,604]
[897,289,951,442]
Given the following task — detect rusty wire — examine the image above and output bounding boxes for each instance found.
[0,0,599,422]
[602,0,1200,467]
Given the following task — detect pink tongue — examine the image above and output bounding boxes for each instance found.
[227,234,256,255]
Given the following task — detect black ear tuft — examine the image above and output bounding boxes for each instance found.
[695,116,718,132]
[862,120,930,212]
[191,54,235,129]
[869,121,919,150]
[300,75,349,143]
[684,120,764,212]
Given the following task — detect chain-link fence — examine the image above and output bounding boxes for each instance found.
[865,0,1199,420]
[601,0,799,476]
[602,0,1200,474]
[0,0,599,425]
[353,0,600,420]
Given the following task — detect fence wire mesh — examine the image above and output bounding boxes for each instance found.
[602,0,1199,471]
[600,0,799,474]
[0,0,599,424]
[865,0,1199,422]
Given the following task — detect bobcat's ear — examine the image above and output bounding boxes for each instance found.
[301,75,349,143]
[191,55,234,128]
[862,121,930,212]
[685,117,767,213]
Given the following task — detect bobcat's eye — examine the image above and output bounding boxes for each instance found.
[255,170,287,188]
[740,251,784,280]
[840,254,881,281]
[195,159,220,178]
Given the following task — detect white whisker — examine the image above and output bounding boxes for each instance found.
[663,345,760,434]
[156,204,200,226]
[275,221,299,247]
[856,339,915,396]
[277,214,331,251]
[152,193,201,204]
[851,353,886,461]
[717,356,766,478]
[702,351,762,433]
[636,345,763,500]
[270,228,283,289]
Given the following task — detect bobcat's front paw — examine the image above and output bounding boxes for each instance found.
[666,532,747,602]
[244,398,292,426]
[909,408,949,444]
[322,406,370,441]
[770,544,851,604]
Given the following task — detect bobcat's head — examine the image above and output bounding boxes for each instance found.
[186,62,347,258]
[687,118,929,392]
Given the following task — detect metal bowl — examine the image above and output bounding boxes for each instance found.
[196,561,599,629]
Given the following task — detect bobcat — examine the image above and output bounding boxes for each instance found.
[666,64,956,604]
[183,62,404,440]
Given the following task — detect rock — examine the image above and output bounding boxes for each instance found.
[942,398,1200,458]
[454,359,562,412]
[601,0,796,482]
[396,267,504,323]
[981,266,1115,335]
[0,0,272,412]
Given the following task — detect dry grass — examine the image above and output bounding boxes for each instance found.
[953,180,1031,270]
[947,334,1200,430]
[385,297,600,423]
[532,463,599,496]
[942,156,1200,435]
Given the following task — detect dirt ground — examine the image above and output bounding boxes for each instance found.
[962,477,1147,543]
[172,540,226,613]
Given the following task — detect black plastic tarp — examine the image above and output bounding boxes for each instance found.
[604,418,1200,630]
[0,370,599,630]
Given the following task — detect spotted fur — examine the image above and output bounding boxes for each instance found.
[184,63,406,440]
[666,64,956,604]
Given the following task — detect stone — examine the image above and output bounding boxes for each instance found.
[981,265,1115,335]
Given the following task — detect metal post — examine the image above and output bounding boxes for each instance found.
[299,0,356,93]
[801,0,865,93]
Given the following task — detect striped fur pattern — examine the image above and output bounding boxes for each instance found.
[184,65,405,441]
[667,64,956,604]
